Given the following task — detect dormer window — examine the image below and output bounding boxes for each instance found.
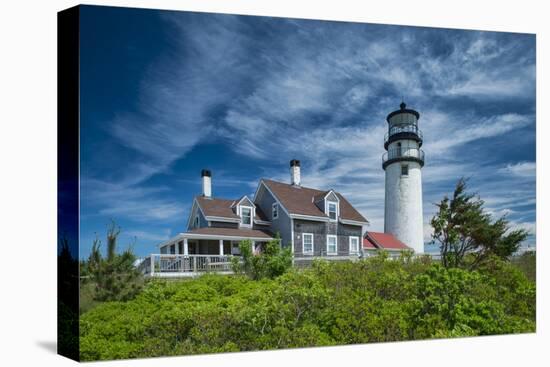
[328,201,338,220]
[241,207,252,226]
[272,203,279,219]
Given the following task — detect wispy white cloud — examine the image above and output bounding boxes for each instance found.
[82,178,186,222]
[499,161,536,178]
[125,228,172,242]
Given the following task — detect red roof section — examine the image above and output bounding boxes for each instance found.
[363,232,410,250]
[363,237,377,249]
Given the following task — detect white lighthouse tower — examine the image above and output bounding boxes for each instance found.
[383,102,425,253]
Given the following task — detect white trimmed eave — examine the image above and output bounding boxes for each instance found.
[254,219,272,225]
[157,233,185,249]
[158,232,274,249]
[234,195,256,208]
[323,189,341,202]
[185,199,199,230]
[289,213,330,222]
[181,233,273,241]
[340,218,369,226]
[205,215,241,223]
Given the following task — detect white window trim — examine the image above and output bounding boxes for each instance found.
[326,201,339,221]
[239,205,253,227]
[302,233,314,255]
[327,235,338,255]
[349,236,359,254]
[233,195,256,209]
[272,202,279,220]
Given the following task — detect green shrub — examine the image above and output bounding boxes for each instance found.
[231,235,292,280]
[80,254,535,361]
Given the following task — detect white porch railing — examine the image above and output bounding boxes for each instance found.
[138,254,233,276]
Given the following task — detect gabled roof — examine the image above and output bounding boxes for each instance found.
[363,232,410,251]
[313,189,340,203]
[231,195,255,208]
[196,196,239,219]
[196,195,268,222]
[261,179,368,223]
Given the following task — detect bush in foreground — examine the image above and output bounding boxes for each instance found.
[80,255,535,361]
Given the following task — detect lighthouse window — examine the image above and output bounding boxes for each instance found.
[401,164,409,176]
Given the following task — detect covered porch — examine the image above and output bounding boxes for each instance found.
[138,227,273,277]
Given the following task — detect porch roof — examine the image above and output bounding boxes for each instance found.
[184,227,274,239]
[159,227,274,248]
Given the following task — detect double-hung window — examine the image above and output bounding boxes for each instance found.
[241,207,252,226]
[328,202,337,220]
[327,235,337,255]
[349,236,359,254]
[303,233,314,254]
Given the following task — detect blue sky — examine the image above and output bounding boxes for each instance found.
[79,5,536,259]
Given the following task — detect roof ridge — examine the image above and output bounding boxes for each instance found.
[263,177,326,193]
[196,195,238,202]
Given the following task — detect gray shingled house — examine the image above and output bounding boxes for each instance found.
[139,160,371,276]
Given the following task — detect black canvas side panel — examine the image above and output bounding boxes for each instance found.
[57,5,80,362]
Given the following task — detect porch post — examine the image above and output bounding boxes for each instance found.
[175,241,179,255]
[150,254,155,276]
[219,239,224,255]
[251,241,255,254]
[183,238,189,256]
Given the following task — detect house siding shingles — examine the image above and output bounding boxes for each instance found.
[293,220,362,256]
[209,221,239,229]
[293,219,326,256]
[337,224,362,255]
[187,201,209,230]
[327,222,337,235]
